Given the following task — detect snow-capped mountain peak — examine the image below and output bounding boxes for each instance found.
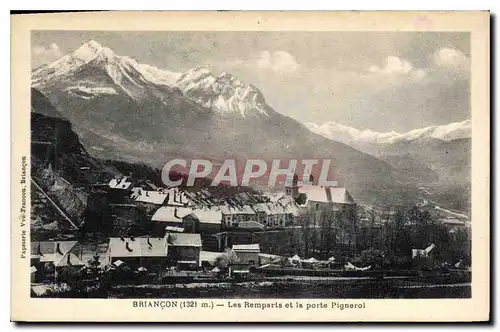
[72,40,114,62]
[32,40,181,99]
[174,68,271,117]
[32,41,272,117]
[305,119,471,144]
[33,40,116,81]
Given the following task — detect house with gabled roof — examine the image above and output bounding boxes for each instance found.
[296,186,356,224]
[298,186,355,208]
[183,207,223,234]
[151,206,193,234]
[108,176,134,202]
[109,176,133,191]
[293,186,358,251]
[232,243,260,267]
[107,236,168,269]
[30,241,92,282]
[165,233,202,269]
[107,233,202,270]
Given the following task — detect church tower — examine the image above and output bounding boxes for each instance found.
[285,173,299,198]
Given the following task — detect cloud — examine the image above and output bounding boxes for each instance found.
[310,48,470,131]
[368,55,427,80]
[256,51,299,74]
[32,43,62,68]
[433,47,469,74]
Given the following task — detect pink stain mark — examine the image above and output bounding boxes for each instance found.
[415,15,433,28]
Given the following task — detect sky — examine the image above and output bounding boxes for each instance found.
[31,31,470,132]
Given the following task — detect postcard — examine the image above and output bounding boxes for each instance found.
[11,11,490,322]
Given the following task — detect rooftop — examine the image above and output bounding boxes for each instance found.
[298,186,355,205]
[164,188,191,206]
[165,233,202,247]
[220,205,255,215]
[30,241,95,267]
[131,188,168,205]
[253,203,273,214]
[200,250,223,264]
[232,243,260,252]
[109,176,132,190]
[151,206,193,223]
[31,241,78,262]
[108,237,166,258]
[190,208,222,224]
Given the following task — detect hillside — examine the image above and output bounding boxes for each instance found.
[377,138,471,185]
[31,88,121,238]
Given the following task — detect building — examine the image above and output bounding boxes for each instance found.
[164,188,192,207]
[439,218,467,230]
[165,233,202,270]
[253,196,301,228]
[151,206,193,234]
[220,205,256,228]
[298,186,355,210]
[131,188,169,213]
[252,203,273,225]
[108,176,133,202]
[107,237,168,269]
[183,208,223,233]
[200,250,223,268]
[237,220,265,231]
[295,186,358,252]
[439,218,469,240]
[109,176,133,191]
[266,204,288,228]
[285,173,299,198]
[283,202,302,225]
[107,233,202,271]
[297,186,356,224]
[30,241,86,282]
[232,243,260,267]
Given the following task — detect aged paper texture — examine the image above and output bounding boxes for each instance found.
[11,11,489,322]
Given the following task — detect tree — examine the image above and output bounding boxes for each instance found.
[295,193,307,205]
[384,209,412,256]
[368,209,378,248]
[214,250,240,271]
[408,205,433,248]
[87,253,101,279]
[319,210,335,258]
[300,214,312,258]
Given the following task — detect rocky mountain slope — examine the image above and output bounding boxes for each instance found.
[31,88,120,237]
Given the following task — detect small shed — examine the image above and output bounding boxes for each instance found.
[165,233,202,268]
[232,244,260,267]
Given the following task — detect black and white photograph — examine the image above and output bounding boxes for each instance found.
[27,29,475,300]
[10,11,490,322]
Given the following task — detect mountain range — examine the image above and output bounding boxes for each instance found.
[305,120,471,145]
[31,40,470,208]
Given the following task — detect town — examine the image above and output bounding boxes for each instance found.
[30,160,471,298]
[28,50,472,298]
